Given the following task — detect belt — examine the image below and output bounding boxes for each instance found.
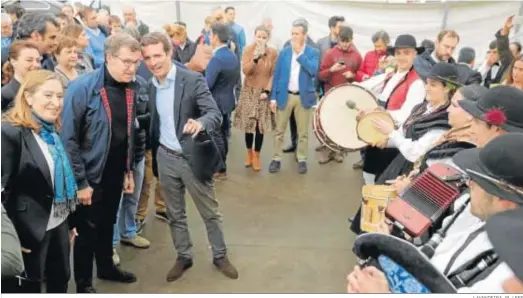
[288,90,299,95]
[159,144,184,157]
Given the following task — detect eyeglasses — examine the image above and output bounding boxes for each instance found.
[113,55,140,69]
[467,169,523,196]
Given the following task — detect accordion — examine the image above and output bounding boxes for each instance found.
[385,163,465,237]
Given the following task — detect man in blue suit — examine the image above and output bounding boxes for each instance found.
[205,23,240,180]
[269,20,320,175]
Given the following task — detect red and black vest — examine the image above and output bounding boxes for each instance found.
[383,68,420,111]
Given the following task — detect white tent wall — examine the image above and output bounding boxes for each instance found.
[103,0,521,64]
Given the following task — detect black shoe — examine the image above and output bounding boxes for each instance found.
[268,160,281,173]
[98,267,137,283]
[297,161,308,174]
[77,285,97,293]
[166,257,193,282]
[155,211,169,222]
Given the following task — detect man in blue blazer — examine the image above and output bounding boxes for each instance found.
[269,20,320,175]
[205,23,240,179]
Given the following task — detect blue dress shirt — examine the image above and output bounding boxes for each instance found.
[153,65,182,151]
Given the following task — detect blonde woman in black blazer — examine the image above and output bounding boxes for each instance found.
[1,70,78,293]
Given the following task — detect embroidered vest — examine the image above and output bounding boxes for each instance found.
[384,68,420,111]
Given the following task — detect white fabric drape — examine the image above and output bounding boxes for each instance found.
[105,1,520,64]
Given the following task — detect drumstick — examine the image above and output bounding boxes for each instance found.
[346,100,360,112]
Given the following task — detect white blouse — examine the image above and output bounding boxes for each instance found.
[387,104,448,163]
[32,131,69,231]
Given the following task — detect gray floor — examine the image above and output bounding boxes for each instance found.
[82,127,364,293]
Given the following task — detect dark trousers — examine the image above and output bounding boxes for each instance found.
[218,113,230,173]
[14,220,70,293]
[289,111,298,148]
[73,174,124,288]
[245,122,264,152]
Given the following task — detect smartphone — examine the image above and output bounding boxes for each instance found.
[514,15,523,25]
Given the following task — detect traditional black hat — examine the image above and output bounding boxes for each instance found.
[387,34,425,55]
[427,62,462,87]
[458,86,523,133]
[458,84,488,102]
[453,133,523,205]
[486,207,523,282]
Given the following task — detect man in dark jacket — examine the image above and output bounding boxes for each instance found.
[141,32,237,282]
[61,34,142,293]
[114,74,150,250]
[456,47,482,85]
[205,23,240,179]
[4,12,59,71]
[478,16,515,88]
[413,30,459,81]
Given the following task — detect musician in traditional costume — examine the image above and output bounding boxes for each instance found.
[486,207,523,293]
[387,85,487,194]
[317,26,362,164]
[351,72,468,235]
[347,132,523,293]
[371,63,462,184]
[362,34,426,185]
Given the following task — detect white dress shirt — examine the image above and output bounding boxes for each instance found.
[33,131,69,231]
[288,48,304,92]
[477,61,502,84]
[378,71,426,127]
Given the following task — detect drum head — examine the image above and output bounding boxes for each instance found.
[318,84,378,150]
[357,111,394,145]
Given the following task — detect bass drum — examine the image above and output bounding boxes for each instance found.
[312,84,378,152]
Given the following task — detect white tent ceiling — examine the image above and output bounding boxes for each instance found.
[97,0,521,64]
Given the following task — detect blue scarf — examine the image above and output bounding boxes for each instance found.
[33,113,78,216]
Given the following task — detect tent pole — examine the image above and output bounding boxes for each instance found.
[176,0,182,21]
[441,1,450,30]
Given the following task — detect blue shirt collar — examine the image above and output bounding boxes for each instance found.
[152,64,177,88]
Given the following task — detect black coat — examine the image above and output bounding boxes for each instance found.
[134,75,149,164]
[1,122,65,250]
[1,79,20,113]
[456,63,482,85]
[414,50,457,81]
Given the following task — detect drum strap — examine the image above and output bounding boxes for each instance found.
[443,226,485,276]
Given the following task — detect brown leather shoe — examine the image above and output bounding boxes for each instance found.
[252,151,261,172]
[166,257,193,282]
[213,256,238,279]
[245,149,253,168]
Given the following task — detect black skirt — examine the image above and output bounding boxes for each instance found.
[362,146,400,182]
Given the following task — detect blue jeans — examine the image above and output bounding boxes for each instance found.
[113,158,146,247]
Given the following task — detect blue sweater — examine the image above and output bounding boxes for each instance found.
[85,28,106,69]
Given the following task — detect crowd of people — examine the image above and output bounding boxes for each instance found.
[1,1,523,294]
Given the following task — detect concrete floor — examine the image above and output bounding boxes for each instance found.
[84,127,364,294]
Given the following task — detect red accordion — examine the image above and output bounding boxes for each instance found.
[385,163,464,237]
